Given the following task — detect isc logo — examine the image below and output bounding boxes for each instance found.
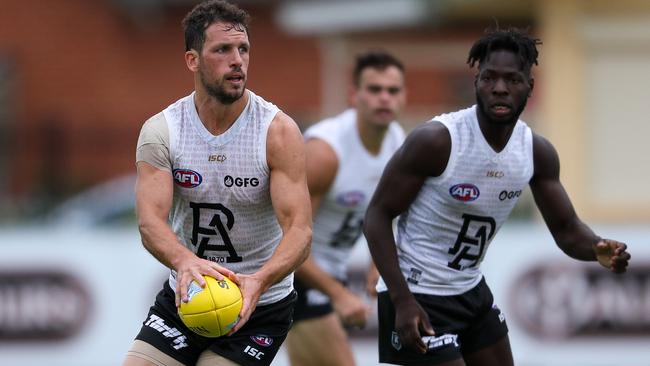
[208,154,227,162]
[449,183,480,202]
[243,345,265,360]
[173,169,202,188]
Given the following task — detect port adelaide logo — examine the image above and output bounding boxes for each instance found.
[449,183,480,202]
[173,169,202,188]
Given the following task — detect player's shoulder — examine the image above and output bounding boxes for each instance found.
[142,111,167,128]
[430,105,476,126]
[248,89,281,115]
[530,132,560,178]
[395,120,451,176]
[531,132,557,158]
[267,111,304,159]
[406,120,450,149]
[266,111,306,171]
[268,111,301,137]
[305,109,355,136]
[138,112,169,144]
[387,120,406,140]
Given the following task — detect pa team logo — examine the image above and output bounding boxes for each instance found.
[449,183,479,202]
[173,169,202,188]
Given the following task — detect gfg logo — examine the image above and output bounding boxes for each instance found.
[449,183,480,202]
[498,190,522,201]
[224,175,259,188]
[173,169,202,188]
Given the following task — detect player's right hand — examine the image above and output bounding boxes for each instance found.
[332,289,370,328]
[394,296,435,354]
[174,252,236,307]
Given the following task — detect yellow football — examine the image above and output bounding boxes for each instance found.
[178,276,242,338]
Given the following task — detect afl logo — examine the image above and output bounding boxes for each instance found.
[449,183,480,202]
[251,335,273,347]
[336,190,366,207]
[173,169,202,188]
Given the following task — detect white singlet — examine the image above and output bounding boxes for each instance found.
[304,109,405,280]
[376,105,534,296]
[136,90,291,305]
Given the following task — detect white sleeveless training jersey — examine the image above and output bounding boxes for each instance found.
[376,105,534,296]
[305,109,405,280]
[159,90,288,305]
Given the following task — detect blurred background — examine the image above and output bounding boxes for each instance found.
[0,0,648,365]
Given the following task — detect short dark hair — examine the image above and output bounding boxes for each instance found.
[182,0,251,52]
[353,50,405,86]
[467,27,542,75]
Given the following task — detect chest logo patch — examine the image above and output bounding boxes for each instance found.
[250,335,273,347]
[173,169,202,188]
[336,190,366,207]
[224,175,259,188]
[449,183,479,202]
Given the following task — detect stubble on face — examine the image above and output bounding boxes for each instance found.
[199,64,245,105]
[197,22,249,105]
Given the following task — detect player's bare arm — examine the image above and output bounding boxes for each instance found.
[365,261,380,297]
[364,122,450,353]
[230,112,312,333]
[296,137,370,327]
[135,162,235,307]
[529,133,630,273]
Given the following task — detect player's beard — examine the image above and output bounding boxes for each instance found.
[475,91,527,126]
[200,69,246,105]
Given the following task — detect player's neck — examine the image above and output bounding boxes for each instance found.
[193,89,249,136]
[475,115,517,153]
[357,118,388,156]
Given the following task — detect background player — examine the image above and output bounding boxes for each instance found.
[364,27,631,366]
[123,1,311,365]
[284,50,407,366]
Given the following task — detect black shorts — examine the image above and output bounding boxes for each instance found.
[377,277,508,365]
[292,277,346,322]
[134,281,296,366]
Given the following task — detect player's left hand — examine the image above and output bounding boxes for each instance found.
[227,273,264,335]
[332,289,370,328]
[595,239,630,273]
[365,264,380,297]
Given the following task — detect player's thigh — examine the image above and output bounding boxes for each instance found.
[286,313,355,366]
[463,335,513,366]
[124,340,186,366]
[196,350,241,366]
[377,292,465,365]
